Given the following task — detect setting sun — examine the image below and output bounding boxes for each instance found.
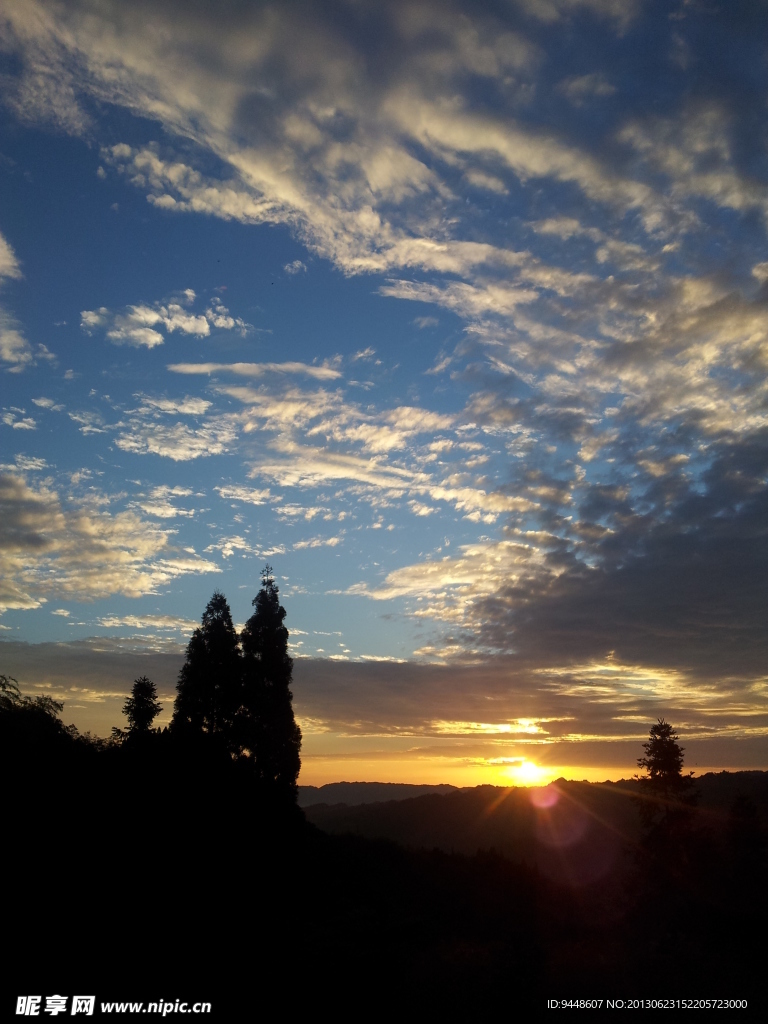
[505,759,548,787]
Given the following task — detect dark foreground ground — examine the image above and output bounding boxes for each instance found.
[6,728,766,1017]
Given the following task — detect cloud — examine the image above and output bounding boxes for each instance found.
[68,410,106,435]
[0,232,22,280]
[80,291,248,348]
[557,73,616,106]
[97,613,198,632]
[3,641,765,775]
[3,0,768,704]
[131,484,197,518]
[284,259,306,274]
[0,233,36,371]
[32,397,65,411]
[116,416,238,461]
[204,535,282,559]
[168,361,342,380]
[215,484,274,505]
[293,535,343,550]
[138,395,211,415]
[3,411,37,430]
[15,456,48,471]
[0,471,219,611]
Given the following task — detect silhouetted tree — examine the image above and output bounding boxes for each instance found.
[123,676,163,735]
[239,566,302,795]
[172,591,241,741]
[637,718,686,784]
[634,716,699,905]
[635,718,695,826]
[0,672,74,751]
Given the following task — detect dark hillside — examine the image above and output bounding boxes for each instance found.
[298,781,458,806]
[305,773,768,863]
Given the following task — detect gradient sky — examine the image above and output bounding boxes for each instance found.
[2,0,767,786]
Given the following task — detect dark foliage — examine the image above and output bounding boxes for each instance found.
[635,718,696,830]
[171,590,242,743]
[170,573,301,800]
[239,566,301,795]
[122,675,163,735]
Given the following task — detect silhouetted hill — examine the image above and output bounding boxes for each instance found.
[305,772,768,870]
[298,781,458,807]
[5,680,765,1015]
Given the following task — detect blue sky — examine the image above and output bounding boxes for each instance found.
[2,0,767,784]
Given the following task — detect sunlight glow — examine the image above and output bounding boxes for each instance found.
[431,718,552,736]
[504,759,548,786]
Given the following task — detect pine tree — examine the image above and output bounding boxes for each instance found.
[172,591,241,741]
[122,676,163,734]
[239,566,302,796]
[635,718,696,831]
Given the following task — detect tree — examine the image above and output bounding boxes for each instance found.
[635,718,696,832]
[239,566,302,795]
[172,591,242,740]
[122,676,163,735]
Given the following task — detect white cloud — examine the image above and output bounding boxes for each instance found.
[97,613,199,631]
[139,395,212,415]
[132,485,197,519]
[349,537,554,630]
[68,410,106,435]
[15,455,48,471]
[284,259,306,274]
[32,397,65,411]
[0,232,22,280]
[204,535,282,559]
[205,297,250,333]
[168,361,342,380]
[215,484,274,505]
[0,471,219,611]
[116,416,238,461]
[80,291,248,349]
[293,535,342,550]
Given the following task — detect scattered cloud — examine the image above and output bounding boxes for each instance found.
[2,0,767,746]
[116,416,238,461]
[0,471,219,611]
[81,290,248,348]
[293,535,343,550]
[97,613,198,632]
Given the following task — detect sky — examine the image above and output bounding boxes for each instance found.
[1,0,767,786]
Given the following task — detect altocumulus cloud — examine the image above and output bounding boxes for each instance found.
[0,471,218,611]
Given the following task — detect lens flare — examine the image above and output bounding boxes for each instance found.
[529,785,560,809]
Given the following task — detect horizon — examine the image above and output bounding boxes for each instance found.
[2,0,767,788]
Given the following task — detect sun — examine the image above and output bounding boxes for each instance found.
[506,759,547,786]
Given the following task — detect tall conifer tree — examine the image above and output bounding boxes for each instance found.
[172,590,241,741]
[239,566,302,796]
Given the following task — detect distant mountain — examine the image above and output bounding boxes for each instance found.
[298,781,459,807]
[304,772,768,879]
